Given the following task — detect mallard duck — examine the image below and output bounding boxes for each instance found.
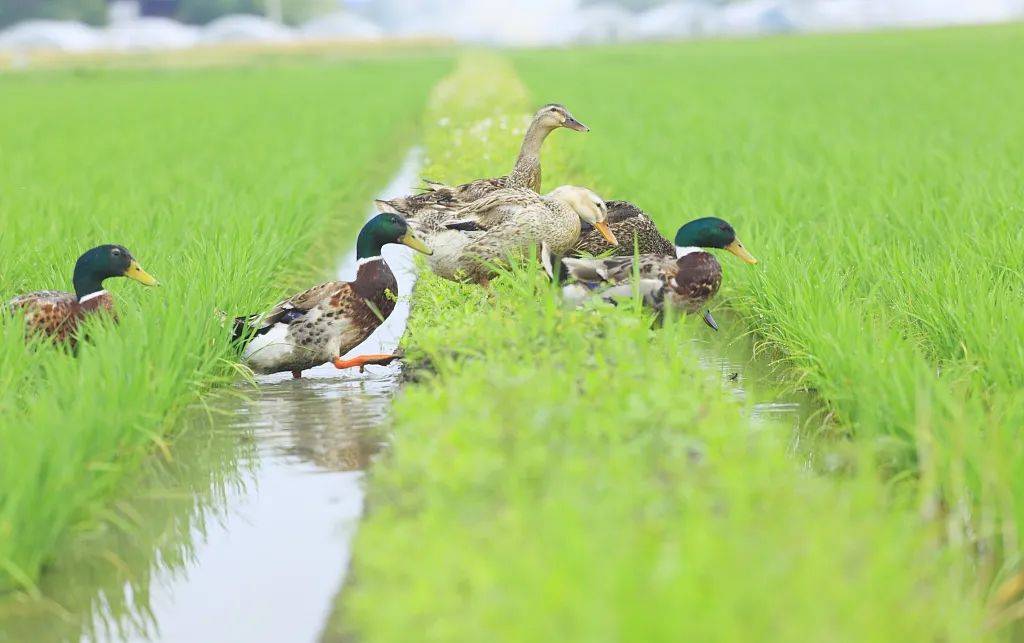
[376,104,588,222]
[5,244,158,345]
[409,185,617,286]
[557,217,757,329]
[573,200,675,257]
[233,213,431,378]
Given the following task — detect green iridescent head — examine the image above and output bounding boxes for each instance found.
[674,217,757,264]
[73,244,159,299]
[356,213,432,259]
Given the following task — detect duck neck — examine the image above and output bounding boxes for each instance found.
[73,272,106,301]
[510,120,554,190]
[356,229,385,261]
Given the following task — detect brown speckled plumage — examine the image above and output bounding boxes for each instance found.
[237,259,398,375]
[6,290,115,345]
[573,201,674,257]
[560,251,722,314]
[414,187,600,284]
[378,104,586,226]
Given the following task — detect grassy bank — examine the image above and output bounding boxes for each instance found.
[513,23,1024,605]
[0,54,449,592]
[338,53,989,640]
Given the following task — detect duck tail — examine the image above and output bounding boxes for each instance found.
[375,199,401,215]
[559,257,607,285]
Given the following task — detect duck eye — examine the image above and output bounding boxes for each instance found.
[111,249,121,256]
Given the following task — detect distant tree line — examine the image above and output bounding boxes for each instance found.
[0,0,336,29]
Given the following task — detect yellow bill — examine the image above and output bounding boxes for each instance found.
[125,260,160,286]
[400,230,433,255]
[725,239,758,264]
[593,221,619,246]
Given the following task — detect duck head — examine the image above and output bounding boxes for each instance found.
[357,212,432,259]
[674,217,757,264]
[534,104,589,132]
[548,186,618,246]
[72,244,158,301]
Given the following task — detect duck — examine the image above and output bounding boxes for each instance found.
[573,200,675,257]
[232,213,431,378]
[376,104,588,223]
[5,244,159,345]
[556,217,757,330]
[406,185,617,286]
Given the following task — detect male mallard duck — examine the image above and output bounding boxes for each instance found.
[573,200,675,256]
[410,185,617,286]
[557,217,757,329]
[233,213,431,378]
[377,104,588,222]
[5,244,158,345]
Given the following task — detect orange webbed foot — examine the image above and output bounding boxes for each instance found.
[332,353,401,372]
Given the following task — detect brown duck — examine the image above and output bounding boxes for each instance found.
[573,200,675,257]
[5,244,158,345]
[233,213,431,378]
[557,217,757,330]
[376,104,588,225]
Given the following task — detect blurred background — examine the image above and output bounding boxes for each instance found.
[1,0,1022,54]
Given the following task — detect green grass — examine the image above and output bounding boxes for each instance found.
[338,45,999,641]
[513,21,1024,605]
[0,54,449,592]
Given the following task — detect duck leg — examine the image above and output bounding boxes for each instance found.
[333,353,402,372]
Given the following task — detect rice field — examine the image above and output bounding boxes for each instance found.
[2,21,1024,643]
[0,53,449,592]
[338,25,1024,642]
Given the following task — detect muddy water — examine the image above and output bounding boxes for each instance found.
[0,148,424,643]
[692,314,821,444]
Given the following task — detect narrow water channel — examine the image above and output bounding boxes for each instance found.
[0,147,820,643]
[0,148,424,643]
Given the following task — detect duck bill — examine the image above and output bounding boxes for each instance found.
[125,260,159,286]
[564,116,589,132]
[725,239,758,264]
[702,309,719,332]
[593,221,619,246]
[399,231,433,255]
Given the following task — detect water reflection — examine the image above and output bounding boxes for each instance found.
[691,315,819,434]
[0,148,424,643]
[0,403,253,642]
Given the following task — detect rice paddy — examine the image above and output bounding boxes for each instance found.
[2,21,1023,643]
[0,53,448,593]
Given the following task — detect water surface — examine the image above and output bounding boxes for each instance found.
[0,148,424,643]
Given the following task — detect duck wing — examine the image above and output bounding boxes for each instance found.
[232,282,345,344]
[443,188,540,231]
[6,290,82,340]
[560,254,670,285]
[574,200,674,257]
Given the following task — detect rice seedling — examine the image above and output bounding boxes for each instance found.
[512,23,1024,597]
[0,54,449,592]
[336,48,991,641]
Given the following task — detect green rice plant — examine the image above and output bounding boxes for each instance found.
[512,23,1024,613]
[0,54,450,592]
[337,52,989,641]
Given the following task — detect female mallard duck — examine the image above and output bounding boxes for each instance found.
[573,200,675,257]
[5,244,158,344]
[233,213,431,378]
[377,104,588,222]
[410,185,617,286]
[557,217,757,329]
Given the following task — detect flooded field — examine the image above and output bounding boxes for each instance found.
[0,147,826,643]
[0,149,423,643]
